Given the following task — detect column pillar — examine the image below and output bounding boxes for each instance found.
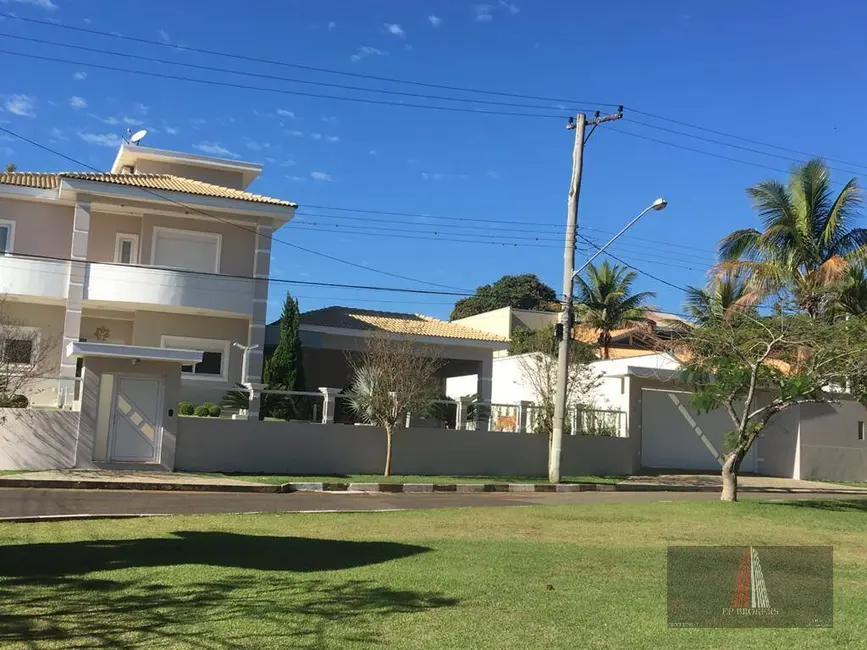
[246,220,273,384]
[518,400,531,433]
[456,396,471,431]
[243,382,265,421]
[57,199,90,407]
[320,387,341,424]
[476,356,493,432]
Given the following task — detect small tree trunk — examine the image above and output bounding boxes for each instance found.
[720,449,744,502]
[383,425,393,477]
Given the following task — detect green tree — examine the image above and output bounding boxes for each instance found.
[684,272,752,325]
[509,324,596,362]
[574,261,655,359]
[264,293,306,419]
[4,164,16,173]
[717,159,866,317]
[450,274,557,320]
[828,264,867,317]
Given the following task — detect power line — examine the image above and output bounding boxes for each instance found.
[0,49,571,120]
[577,233,690,293]
[0,33,594,113]
[0,124,466,291]
[0,12,612,108]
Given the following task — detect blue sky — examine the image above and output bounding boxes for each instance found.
[2,0,867,322]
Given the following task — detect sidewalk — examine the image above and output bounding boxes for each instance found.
[1,469,865,495]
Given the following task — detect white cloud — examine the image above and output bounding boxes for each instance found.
[73,71,88,81]
[3,94,36,117]
[48,127,68,141]
[244,138,271,151]
[310,171,332,182]
[157,29,170,43]
[310,133,322,141]
[474,5,494,21]
[287,175,307,182]
[326,135,340,143]
[122,116,144,126]
[78,132,123,147]
[69,96,87,110]
[276,108,295,118]
[82,18,92,24]
[321,115,338,124]
[164,126,179,135]
[0,0,57,9]
[350,46,386,62]
[327,21,336,31]
[193,142,240,158]
[428,15,443,27]
[499,1,520,14]
[384,23,405,38]
[287,130,304,137]
[422,172,469,181]
[134,102,149,115]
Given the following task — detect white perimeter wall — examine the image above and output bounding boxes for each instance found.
[0,409,79,470]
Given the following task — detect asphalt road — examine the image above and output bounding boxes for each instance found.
[0,488,865,520]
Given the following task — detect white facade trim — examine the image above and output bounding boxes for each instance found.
[66,340,204,364]
[114,232,140,264]
[0,185,59,201]
[151,226,222,274]
[160,335,230,382]
[0,218,15,254]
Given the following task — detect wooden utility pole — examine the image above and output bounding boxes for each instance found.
[549,108,623,483]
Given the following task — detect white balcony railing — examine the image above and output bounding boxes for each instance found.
[84,262,256,316]
[0,254,70,301]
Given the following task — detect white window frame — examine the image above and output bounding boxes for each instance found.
[2,325,39,367]
[151,226,222,273]
[160,335,230,383]
[0,219,15,255]
[114,233,140,265]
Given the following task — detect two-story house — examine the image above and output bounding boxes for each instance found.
[0,143,296,411]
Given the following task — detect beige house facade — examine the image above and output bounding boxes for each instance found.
[0,144,296,411]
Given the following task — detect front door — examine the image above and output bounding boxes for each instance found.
[109,376,163,462]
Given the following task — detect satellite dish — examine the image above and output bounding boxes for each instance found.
[130,129,148,145]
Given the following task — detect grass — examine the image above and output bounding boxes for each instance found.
[0,471,27,476]
[0,499,866,649]
[190,472,626,485]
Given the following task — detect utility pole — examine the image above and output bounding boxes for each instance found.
[549,107,623,484]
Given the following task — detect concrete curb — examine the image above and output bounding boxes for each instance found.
[0,478,280,494]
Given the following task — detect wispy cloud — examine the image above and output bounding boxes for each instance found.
[276,108,295,118]
[0,0,57,10]
[499,1,520,14]
[310,133,322,141]
[327,21,336,31]
[69,96,87,110]
[287,130,304,138]
[287,175,307,182]
[384,23,405,38]
[326,135,340,143]
[310,171,332,182]
[321,115,338,124]
[244,138,271,151]
[350,46,386,63]
[157,29,170,43]
[122,116,144,126]
[421,172,469,181]
[48,126,68,141]
[134,102,149,115]
[193,142,239,158]
[164,126,179,135]
[428,15,444,27]
[474,5,494,21]
[78,132,123,147]
[72,71,88,81]
[3,94,36,117]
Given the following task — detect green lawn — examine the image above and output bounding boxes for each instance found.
[191,472,626,485]
[0,499,865,648]
[0,471,26,476]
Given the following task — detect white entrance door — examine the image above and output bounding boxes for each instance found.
[640,389,758,471]
[109,377,163,462]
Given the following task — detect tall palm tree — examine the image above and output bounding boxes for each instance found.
[574,261,655,359]
[684,272,752,325]
[717,158,866,317]
[828,264,867,317]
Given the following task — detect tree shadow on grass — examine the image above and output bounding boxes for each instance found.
[0,532,429,578]
[768,499,867,514]
[0,534,456,648]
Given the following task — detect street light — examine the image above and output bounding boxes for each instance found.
[549,197,668,483]
[233,342,260,385]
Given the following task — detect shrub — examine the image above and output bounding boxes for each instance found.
[0,394,28,408]
[208,404,222,418]
[193,405,210,417]
[178,401,195,416]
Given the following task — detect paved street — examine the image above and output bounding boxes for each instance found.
[1,488,865,520]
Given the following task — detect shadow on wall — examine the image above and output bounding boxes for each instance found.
[0,533,456,649]
[0,409,79,471]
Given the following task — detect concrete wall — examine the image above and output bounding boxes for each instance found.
[79,315,134,344]
[0,409,79,470]
[451,307,513,339]
[87,211,142,263]
[175,419,634,477]
[0,198,73,258]
[2,301,66,406]
[798,401,867,482]
[133,160,246,190]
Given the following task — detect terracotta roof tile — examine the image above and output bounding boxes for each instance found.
[300,306,509,342]
[0,172,295,207]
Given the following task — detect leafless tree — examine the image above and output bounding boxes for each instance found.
[518,351,601,445]
[345,332,444,476]
[0,294,56,407]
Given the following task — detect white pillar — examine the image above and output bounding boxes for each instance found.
[456,395,472,431]
[476,356,493,432]
[518,400,531,433]
[320,387,341,424]
[243,382,265,421]
[246,220,272,384]
[58,199,90,406]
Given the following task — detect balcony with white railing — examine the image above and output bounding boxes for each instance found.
[84,262,256,317]
[0,254,70,301]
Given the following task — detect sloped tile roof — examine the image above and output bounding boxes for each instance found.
[300,306,509,342]
[0,172,296,207]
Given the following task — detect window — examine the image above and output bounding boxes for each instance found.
[859,422,865,441]
[152,227,221,273]
[161,335,229,382]
[3,339,33,365]
[114,233,139,264]
[0,219,14,254]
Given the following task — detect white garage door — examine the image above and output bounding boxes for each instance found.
[640,389,757,471]
[152,227,221,273]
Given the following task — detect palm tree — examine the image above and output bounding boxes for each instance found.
[828,264,867,317]
[684,272,752,325]
[717,158,866,317]
[574,261,656,359]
